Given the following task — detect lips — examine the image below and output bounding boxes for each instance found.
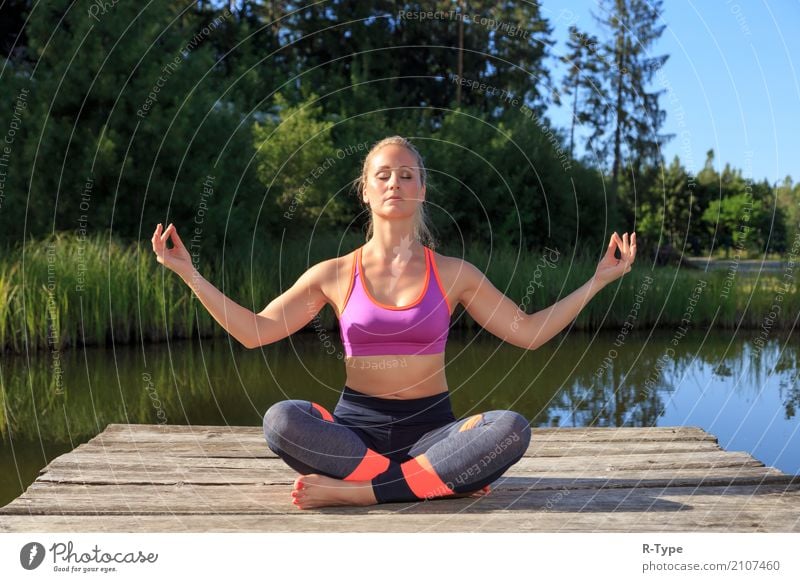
[385,196,403,202]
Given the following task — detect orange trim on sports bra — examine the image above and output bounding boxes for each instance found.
[428,250,452,316]
[358,245,431,311]
[339,249,358,317]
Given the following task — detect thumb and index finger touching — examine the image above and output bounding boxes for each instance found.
[152,223,186,252]
[605,231,622,258]
[605,231,637,262]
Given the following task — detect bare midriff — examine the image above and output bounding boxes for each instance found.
[342,352,448,399]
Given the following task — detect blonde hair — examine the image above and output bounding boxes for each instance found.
[355,136,437,249]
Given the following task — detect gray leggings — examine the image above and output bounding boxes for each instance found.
[263,386,531,503]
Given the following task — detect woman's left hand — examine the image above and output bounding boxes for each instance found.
[593,232,637,286]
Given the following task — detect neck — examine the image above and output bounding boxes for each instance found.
[365,215,421,260]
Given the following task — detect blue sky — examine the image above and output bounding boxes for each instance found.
[541,0,800,185]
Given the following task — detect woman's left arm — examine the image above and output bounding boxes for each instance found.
[521,232,636,350]
[459,232,636,350]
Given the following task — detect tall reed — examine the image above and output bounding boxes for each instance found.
[0,231,795,354]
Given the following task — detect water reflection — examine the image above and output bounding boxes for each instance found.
[1,327,798,507]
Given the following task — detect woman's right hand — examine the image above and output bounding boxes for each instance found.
[151,223,194,279]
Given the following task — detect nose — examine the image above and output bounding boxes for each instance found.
[386,170,400,189]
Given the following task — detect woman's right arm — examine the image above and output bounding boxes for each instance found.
[152,223,329,349]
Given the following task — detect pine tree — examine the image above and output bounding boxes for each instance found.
[560,26,607,161]
[600,0,670,176]
[281,1,554,125]
[593,0,672,222]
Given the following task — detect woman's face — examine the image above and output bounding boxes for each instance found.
[363,145,426,219]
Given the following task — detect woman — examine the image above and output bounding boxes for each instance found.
[151,135,636,509]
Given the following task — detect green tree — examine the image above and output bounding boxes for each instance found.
[701,175,779,258]
[775,176,798,249]
[282,1,554,126]
[660,156,701,253]
[0,0,31,63]
[251,92,341,230]
[592,0,672,225]
[703,194,753,257]
[560,26,607,161]
[462,1,554,118]
[2,0,267,252]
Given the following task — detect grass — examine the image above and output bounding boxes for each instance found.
[0,231,796,354]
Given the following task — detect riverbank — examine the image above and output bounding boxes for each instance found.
[0,232,796,354]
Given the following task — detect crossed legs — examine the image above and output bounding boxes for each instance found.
[263,399,531,509]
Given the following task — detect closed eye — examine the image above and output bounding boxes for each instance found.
[377,174,413,180]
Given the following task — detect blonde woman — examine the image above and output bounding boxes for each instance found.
[151,136,636,509]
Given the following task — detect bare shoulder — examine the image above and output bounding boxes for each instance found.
[429,249,483,309]
[314,249,359,317]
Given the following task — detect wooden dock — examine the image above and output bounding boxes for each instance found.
[1,423,798,532]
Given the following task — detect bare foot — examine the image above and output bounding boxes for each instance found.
[291,474,378,509]
[290,475,491,509]
[446,484,492,499]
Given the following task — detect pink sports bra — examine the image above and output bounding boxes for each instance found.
[338,245,451,357]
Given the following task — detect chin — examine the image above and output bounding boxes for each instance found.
[377,209,416,219]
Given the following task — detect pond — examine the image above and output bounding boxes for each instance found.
[1,327,798,508]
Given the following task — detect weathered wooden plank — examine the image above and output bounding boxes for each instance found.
[2,509,799,532]
[100,424,261,435]
[484,471,799,489]
[74,442,274,457]
[41,450,773,474]
[67,442,724,459]
[43,451,763,482]
[74,440,725,458]
[2,482,798,516]
[512,451,764,471]
[46,451,743,471]
[35,467,795,489]
[526,441,724,456]
[94,428,266,442]
[531,427,716,442]
[96,423,717,442]
[41,451,772,474]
